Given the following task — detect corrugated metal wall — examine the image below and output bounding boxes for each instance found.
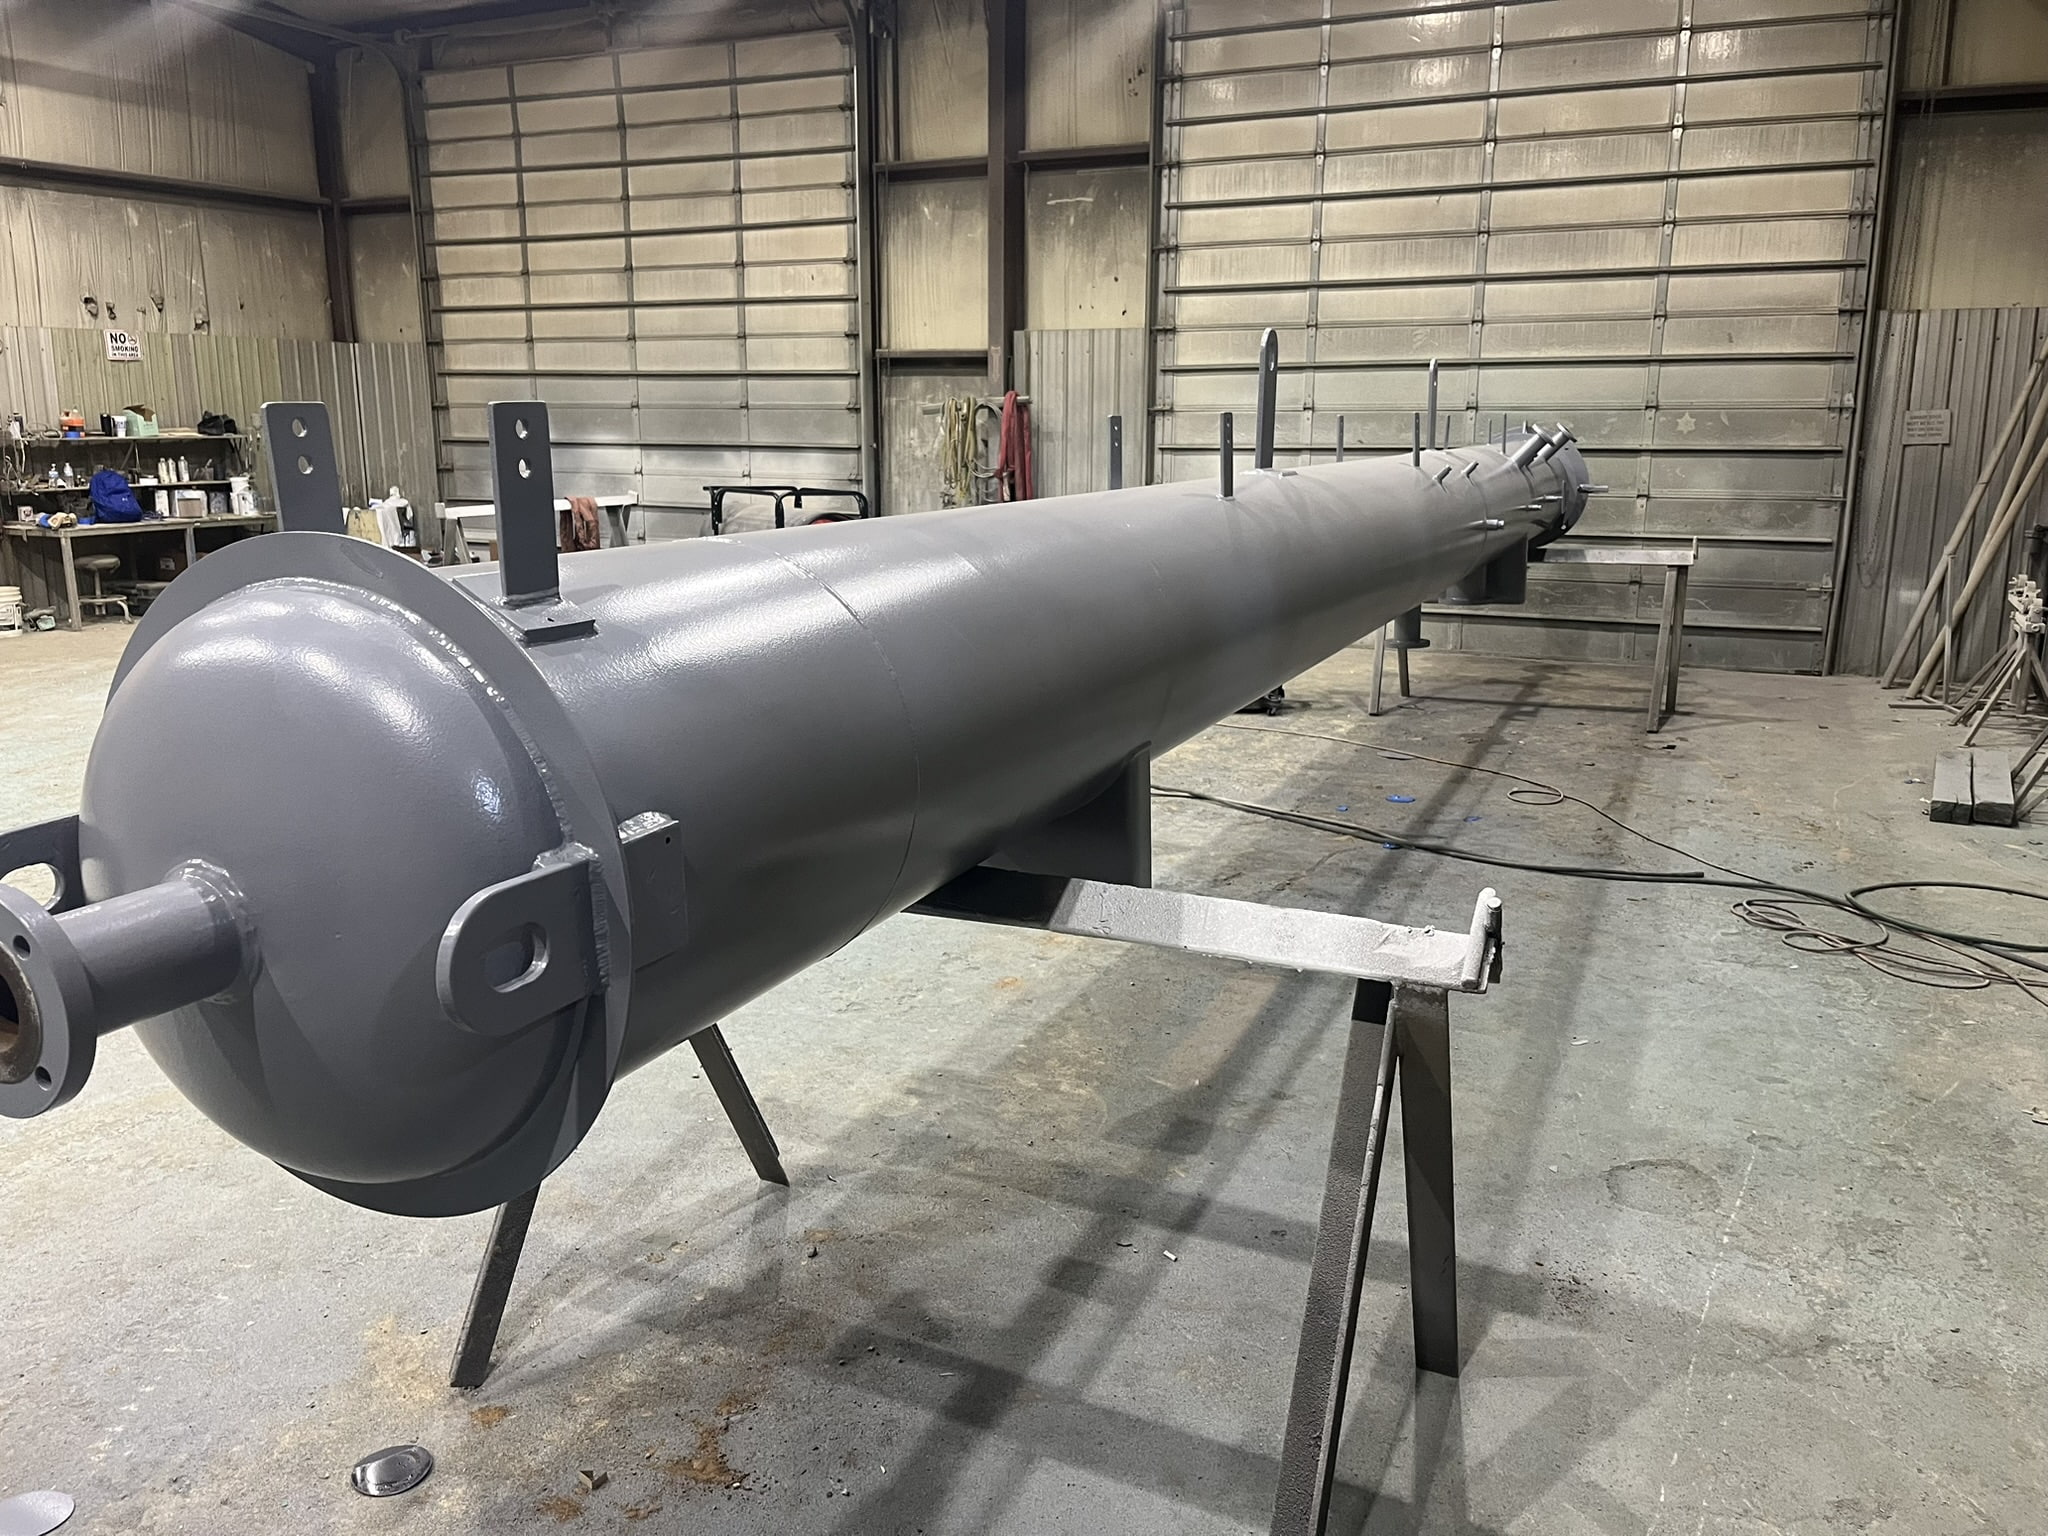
[0,186,329,339]
[1836,306,2048,678]
[0,0,329,340]
[417,32,861,534]
[0,326,434,509]
[1886,110,2048,311]
[1155,0,1897,672]
[1017,328,1149,498]
[0,0,317,199]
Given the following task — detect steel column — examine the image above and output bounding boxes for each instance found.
[986,0,1027,395]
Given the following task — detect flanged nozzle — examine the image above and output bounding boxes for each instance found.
[0,858,251,1117]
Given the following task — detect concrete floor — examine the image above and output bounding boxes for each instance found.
[3,619,2046,1535]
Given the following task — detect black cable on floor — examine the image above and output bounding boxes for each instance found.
[1164,721,2048,1007]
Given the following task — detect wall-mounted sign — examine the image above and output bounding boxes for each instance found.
[105,329,142,363]
[1902,409,1952,446]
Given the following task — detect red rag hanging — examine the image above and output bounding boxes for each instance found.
[996,390,1034,502]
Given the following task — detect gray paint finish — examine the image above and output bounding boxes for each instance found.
[0,438,1586,1216]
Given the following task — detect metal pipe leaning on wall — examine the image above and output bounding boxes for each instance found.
[0,399,1592,1219]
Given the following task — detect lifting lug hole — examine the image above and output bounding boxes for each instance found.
[482,925,548,994]
[291,417,307,438]
[297,456,313,476]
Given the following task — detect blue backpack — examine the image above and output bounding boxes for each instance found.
[89,468,145,523]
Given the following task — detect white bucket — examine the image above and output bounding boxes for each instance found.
[0,584,23,637]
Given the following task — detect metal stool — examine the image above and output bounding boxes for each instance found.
[73,555,131,622]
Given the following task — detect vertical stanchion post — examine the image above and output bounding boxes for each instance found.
[1334,415,1345,463]
[1426,358,1440,451]
[1219,413,1235,500]
[1411,412,1422,468]
[259,401,345,535]
[1254,326,1279,471]
[488,400,561,608]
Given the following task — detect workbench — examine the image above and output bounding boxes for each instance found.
[1371,540,1700,733]
[1532,541,1698,733]
[443,495,640,559]
[0,514,277,630]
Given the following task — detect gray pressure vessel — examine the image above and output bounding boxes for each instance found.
[0,431,1589,1216]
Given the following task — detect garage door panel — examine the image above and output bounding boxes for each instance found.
[428,139,517,174]
[528,308,629,339]
[525,272,625,305]
[630,160,736,197]
[517,95,619,134]
[1683,70,1866,124]
[513,56,614,96]
[1318,236,1478,282]
[423,30,862,517]
[1170,288,1315,326]
[1648,453,1839,497]
[1652,407,1838,447]
[1178,204,1317,244]
[1321,192,1484,239]
[1666,268,1847,312]
[1331,12,1493,58]
[1175,244,1314,288]
[1495,132,1671,183]
[1680,119,1864,171]
[1315,324,1475,364]
[617,44,727,88]
[423,67,505,105]
[1641,495,1839,539]
[1328,52,1491,108]
[1490,226,1664,275]
[1500,35,1681,92]
[623,86,729,126]
[1482,320,1657,359]
[1505,0,1682,42]
[743,262,854,299]
[1177,158,1319,203]
[1663,312,1842,354]
[1323,145,1488,194]
[523,168,622,202]
[1659,360,1836,403]
[525,203,627,238]
[1182,30,1317,74]
[1164,327,1311,367]
[1675,169,1858,220]
[1178,69,1320,120]
[1496,85,1674,137]
[1485,277,1659,320]
[1323,100,1489,152]
[1491,180,1667,229]
[1179,118,1319,160]
[1692,20,1871,74]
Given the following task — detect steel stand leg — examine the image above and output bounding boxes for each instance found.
[450,1186,538,1390]
[1396,984,1457,1375]
[1369,625,1389,716]
[691,1025,789,1186]
[447,1026,785,1390]
[1270,980,1458,1536]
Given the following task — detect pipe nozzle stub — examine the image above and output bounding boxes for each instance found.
[0,863,252,1118]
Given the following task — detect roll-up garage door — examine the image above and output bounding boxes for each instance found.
[1156,1,1896,671]
[418,31,860,536]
